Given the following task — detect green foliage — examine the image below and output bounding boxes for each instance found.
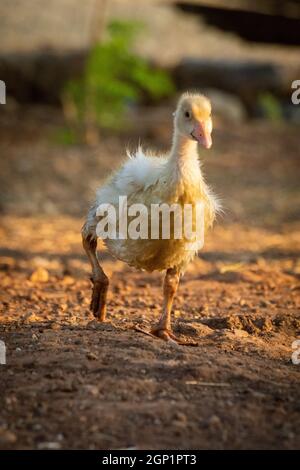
[52,127,80,146]
[258,93,283,122]
[63,20,174,132]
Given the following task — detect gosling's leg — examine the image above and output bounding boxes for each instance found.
[82,232,109,321]
[150,267,180,343]
[136,268,197,346]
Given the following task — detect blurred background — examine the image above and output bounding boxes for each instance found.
[0,0,300,220]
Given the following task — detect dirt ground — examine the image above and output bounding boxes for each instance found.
[0,106,300,449]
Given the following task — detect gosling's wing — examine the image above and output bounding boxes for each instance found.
[114,146,167,196]
[95,146,167,211]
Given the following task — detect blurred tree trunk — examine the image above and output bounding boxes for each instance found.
[82,0,109,145]
[89,0,108,44]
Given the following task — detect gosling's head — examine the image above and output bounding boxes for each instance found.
[174,92,212,149]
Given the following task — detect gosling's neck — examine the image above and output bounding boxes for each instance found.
[168,128,203,191]
[170,127,198,160]
[170,128,200,169]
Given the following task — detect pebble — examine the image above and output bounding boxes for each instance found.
[37,442,61,450]
[84,385,99,396]
[62,276,75,285]
[232,328,249,338]
[30,267,49,283]
[0,428,17,444]
[86,352,98,360]
[208,415,222,428]
[173,411,187,425]
[260,300,271,308]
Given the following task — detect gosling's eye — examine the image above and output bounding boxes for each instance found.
[185,111,191,119]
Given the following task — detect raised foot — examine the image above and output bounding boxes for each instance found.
[90,278,108,321]
[135,325,198,347]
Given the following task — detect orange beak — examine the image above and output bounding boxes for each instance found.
[191,121,212,149]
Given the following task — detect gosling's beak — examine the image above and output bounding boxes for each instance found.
[191,121,212,149]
